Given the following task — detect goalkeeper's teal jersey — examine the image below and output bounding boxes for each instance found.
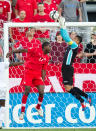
[60,28,78,66]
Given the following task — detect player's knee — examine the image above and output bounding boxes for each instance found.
[24,86,31,96]
[65,85,73,92]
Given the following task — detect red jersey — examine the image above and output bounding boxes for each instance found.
[36,0,42,3]
[44,3,57,15]
[33,14,52,22]
[52,0,61,5]
[43,0,61,5]
[11,18,28,41]
[15,0,37,22]
[24,48,49,73]
[0,0,11,20]
[14,37,42,60]
[33,14,52,38]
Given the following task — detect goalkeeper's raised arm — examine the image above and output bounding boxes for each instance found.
[59,17,78,49]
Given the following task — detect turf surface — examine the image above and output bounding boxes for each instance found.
[1,129,96,131]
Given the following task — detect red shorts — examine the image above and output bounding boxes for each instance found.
[23,69,44,87]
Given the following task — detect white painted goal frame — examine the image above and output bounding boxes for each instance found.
[4,22,96,128]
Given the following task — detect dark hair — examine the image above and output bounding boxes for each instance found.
[42,41,50,49]
[38,2,44,5]
[76,35,82,44]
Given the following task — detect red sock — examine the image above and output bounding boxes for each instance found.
[21,94,28,113]
[36,96,44,109]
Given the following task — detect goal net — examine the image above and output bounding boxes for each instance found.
[3,22,96,128]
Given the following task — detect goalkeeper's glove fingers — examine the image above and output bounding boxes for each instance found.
[59,16,66,29]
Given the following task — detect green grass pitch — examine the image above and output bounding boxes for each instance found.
[1,129,96,131]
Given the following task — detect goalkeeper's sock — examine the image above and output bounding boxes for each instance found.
[69,88,84,103]
[73,87,88,99]
[36,96,44,109]
[21,94,28,113]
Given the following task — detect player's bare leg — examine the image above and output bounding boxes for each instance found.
[35,85,44,117]
[0,100,5,128]
[20,86,31,120]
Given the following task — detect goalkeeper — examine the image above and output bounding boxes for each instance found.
[59,16,92,111]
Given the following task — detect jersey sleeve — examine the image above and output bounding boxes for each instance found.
[60,28,78,49]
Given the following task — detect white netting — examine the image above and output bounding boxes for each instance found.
[3,22,96,128]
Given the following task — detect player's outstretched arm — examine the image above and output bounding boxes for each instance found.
[59,17,78,48]
[9,61,24,67]
[6,49,28,58]
[59,17,73,44]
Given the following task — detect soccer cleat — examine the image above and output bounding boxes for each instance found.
[19,112,25,120]
[87,95,92,106]
[35,106,43,117]
[81,103,86,111]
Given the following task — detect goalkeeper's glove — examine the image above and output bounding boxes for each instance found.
[59,16,66,29]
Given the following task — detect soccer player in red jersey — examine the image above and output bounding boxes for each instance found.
[15,0,37,22]
[7,42,51,118]
[14,27,42,61]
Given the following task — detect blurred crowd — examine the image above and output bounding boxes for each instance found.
[0,0,96,64]
[0,0,88,22]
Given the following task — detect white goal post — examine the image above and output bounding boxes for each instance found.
[3,22,96,128]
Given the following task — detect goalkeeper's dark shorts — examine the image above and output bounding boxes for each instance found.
[61,65,74,85]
